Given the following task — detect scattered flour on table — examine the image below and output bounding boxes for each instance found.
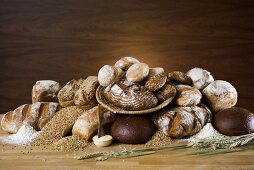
[0,123,39,145]
[188,123,224,143]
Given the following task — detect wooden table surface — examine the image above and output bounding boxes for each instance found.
[0,115,254,170]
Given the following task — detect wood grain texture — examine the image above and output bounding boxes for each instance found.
[0,0,254,114]
[0,115,254,170]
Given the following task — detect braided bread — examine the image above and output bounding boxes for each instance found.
[152,105,211,138]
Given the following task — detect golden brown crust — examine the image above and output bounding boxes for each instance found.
[72,106,116,141]
[1,102,60,133]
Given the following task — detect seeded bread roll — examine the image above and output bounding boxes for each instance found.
[1,102,60,133]
[145,74,167,91]
[156,84,176,102]
[147,67,165,79]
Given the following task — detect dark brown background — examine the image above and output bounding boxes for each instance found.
[0,0,253,114]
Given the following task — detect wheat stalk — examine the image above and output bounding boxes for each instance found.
[74,133,254,160]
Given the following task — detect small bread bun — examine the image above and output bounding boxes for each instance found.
[126,63,149,83]
[186,68,214,90]
[175,85,202,106]
[202,80,237,113]
[98,65,123,87]
[114,57,140,70]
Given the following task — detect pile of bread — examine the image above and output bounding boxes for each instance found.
[1,57,253,146]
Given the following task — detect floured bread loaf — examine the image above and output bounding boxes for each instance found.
[153,105,211,138]
[104,80,158,111]
[32,80,61,103]
[202,80,237,113]
[186,68,214,90]
[114,57,140,71]
[1,102,60,133]
[57,76,99,107]
[72,106,116,141]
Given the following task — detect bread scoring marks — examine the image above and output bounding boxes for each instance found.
[104,81,158,111]
[156,111,175,136]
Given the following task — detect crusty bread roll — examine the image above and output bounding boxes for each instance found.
[1,102,60,133]
[57,76,99,107]
[98,65,123,87]
[202,80,237,113]
[114,57,140,71]
[32,80,61,103]
[175,85,202,106]
[186,68,214,90]
[126,63,149,83]
[152,105,211,138]
[72,106,116,141]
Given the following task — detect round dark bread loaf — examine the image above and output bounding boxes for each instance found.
[214,107,254,136]
[110,115,156,144]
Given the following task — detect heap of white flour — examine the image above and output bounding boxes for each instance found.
[188,123,224,143]
[0,123,39,145]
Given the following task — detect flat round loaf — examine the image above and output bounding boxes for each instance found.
[104,81,158,111]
